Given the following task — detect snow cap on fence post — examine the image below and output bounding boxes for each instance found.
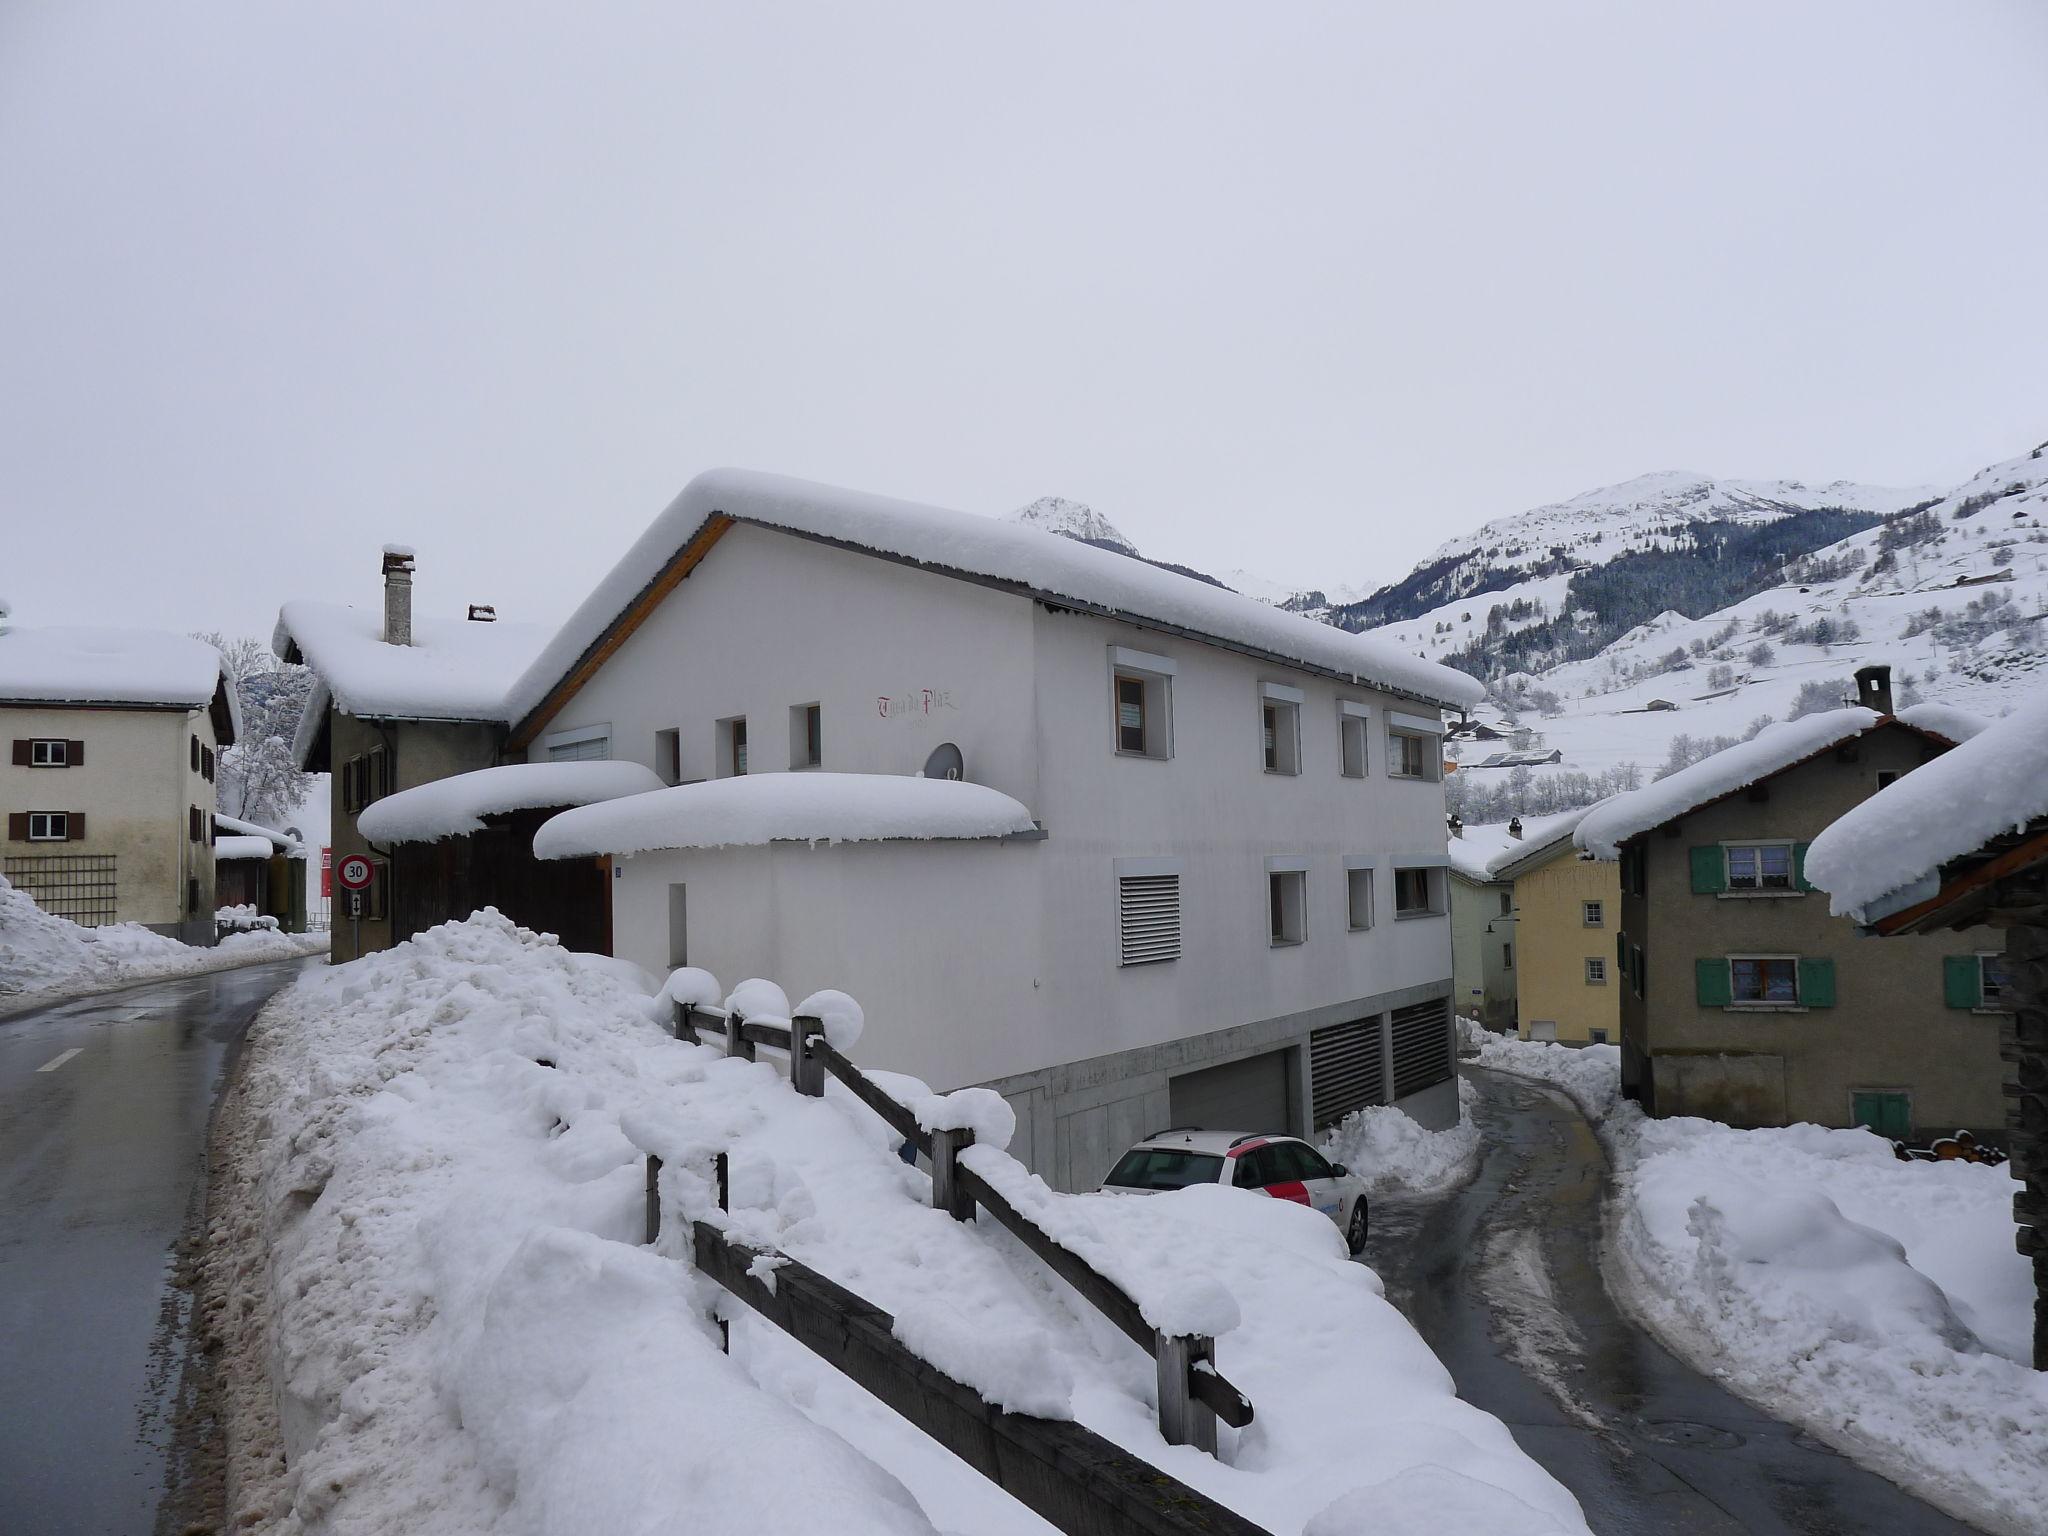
[795,988,864,1052]
[724,978,790,1022]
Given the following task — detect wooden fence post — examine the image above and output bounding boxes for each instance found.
[675,1002,693,1041]
[929,1127,976,1221]
[789,1015,824,1096]
[1154,1333,1218,1453]
[727,1009,755,1063]
[644,1154,663,1245]
[714,1149,731,1353]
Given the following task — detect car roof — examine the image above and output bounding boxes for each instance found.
[1124,1129,1299,1156]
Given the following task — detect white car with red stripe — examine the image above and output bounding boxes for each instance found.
[1100,1129,1370,1254]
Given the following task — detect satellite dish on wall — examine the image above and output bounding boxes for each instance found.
[922,742,965,781]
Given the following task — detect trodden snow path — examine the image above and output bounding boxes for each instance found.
[1366,1067,1992,1536]
[227,912,1590,1536]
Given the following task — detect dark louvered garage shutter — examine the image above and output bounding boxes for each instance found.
[1310,1017,1386,1128]
[1389,997,1453,1101]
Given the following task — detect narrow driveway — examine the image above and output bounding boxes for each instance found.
[0,958,318,1536]
[1365,1065,1984,1536]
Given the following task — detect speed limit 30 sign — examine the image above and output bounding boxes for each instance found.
[335,853,375,892]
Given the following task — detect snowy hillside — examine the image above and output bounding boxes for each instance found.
[1004,496,1138,555]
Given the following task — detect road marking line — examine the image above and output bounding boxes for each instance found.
[36,1047,84,1073]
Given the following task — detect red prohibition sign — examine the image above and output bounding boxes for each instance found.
[336,853,375,891]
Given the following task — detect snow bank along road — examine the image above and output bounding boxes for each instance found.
[1365,1066,1986,1536]
[0,956,323,1536]
[220,912,1593,1536]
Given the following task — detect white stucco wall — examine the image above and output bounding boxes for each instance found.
[539,525,1455,1097]
[1,704,218,929]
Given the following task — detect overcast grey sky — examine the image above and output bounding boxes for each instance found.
[4,2,2046,641]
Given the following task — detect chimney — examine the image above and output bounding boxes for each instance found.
[1447,813,1464,840]
[381,545,416,647]
[1508,815,1524,839]
[467,603,496,623]
[1854,663,1893,716]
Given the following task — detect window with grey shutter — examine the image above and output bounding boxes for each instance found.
[1117,873,1181,965]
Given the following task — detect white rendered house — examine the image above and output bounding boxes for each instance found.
[497,470,1482,1190]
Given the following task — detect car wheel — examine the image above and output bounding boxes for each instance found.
[1346,1199,1368,1255]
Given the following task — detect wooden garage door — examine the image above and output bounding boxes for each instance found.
[1169,1051,1291,1134]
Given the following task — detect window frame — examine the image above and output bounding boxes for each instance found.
[1344,858,1374,931]
[1266,859,1308,947]
[1392,864,1443,918]
[1729,952,1801,1007]
[654,728,681,786]
[1108,647,1175,761]
[1259,683,1304,776]
[788,703,823,770]
[1338,702,1370,778]
[28,739,68,767]
[1977,952,2010,1012]
[1385,711,1443,782]
[541,722,612,764]
[713,716,747,778]
[1723,839,1796,894]
[1585,956,1607,985]
[1582,899,1603,927]
[27,811,69,841]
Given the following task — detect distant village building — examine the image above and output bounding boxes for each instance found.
[1806,687,2048,1370]
[1491,809,1621,1046]
[211,812,308,932]
[1,620,238,942]
[1448,823,1520,1033]
[1576,665,2001,1138]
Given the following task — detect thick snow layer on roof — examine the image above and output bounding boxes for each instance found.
[535,772,1037,859]
[0,625,231,715]
[213,834,277,862]
[506,469,1483,726]
[1893,701,1988,744]
[1576,708,1879,858]
[1806,690,2048,921]
[1485,807,1603,877]
[214,812,300,855]
[357,761,666,844]
[273,600,549,722]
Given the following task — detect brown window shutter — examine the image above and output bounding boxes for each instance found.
[191,735,200,771]
[189,805,202,841]
[68,740,84,766]
[67,811,85,841]
[7,812,26,840]
[11,740,28,767]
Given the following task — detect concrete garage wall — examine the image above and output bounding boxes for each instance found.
[1,704,218,937]
[1634,722,2005,1137]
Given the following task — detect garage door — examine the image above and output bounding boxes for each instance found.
[1168,1051,1291,1134]
[1310,1016,1384,1129]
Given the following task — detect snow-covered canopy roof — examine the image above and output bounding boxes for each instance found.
[273,601,550,725]
[506,469,1484,740]
[1575,708,1883,858]
[213,834,277,862]
[532,771,1039,860]
[0,626,240,740]
[214,812,302,856]
[359,760,668,845]
[1805,692,2048,923]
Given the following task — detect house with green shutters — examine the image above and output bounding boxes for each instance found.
[1574,666,2007,1140]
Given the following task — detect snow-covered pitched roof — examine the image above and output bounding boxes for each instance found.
[1575,708,1881,858]
[272,601,550,724]
[214,812,301,856]
[213,834,278,862]
[1447,814,1582,881]
[358,761,667,845]
[1893,701,1987,745]
[1488,806,1605,877]
[532,772,1038,859]
[0,626,238,734]
[1805,690,2048,922]
[506,469,1484,736]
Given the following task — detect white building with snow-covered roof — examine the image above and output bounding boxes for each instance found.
[0,617,239,941]
[496,468,1482,1189]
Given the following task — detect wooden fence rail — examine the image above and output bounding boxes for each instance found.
[672,1004,1252,1451]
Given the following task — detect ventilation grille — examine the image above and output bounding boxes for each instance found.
[1118,874,1181,966]
[1390,997,1453,1101]
[1310,1017,1385,1128]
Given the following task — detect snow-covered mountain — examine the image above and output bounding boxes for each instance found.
[1005,496,1139,556]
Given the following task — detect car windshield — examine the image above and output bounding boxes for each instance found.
[1105,1148,1224,1191]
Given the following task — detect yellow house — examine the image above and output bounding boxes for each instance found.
[1491,810,1621,1045]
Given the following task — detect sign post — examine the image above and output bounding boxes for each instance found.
[336,854,374,958]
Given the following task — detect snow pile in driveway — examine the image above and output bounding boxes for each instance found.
[0,873,326,1010]
[1618,1117,2048,1533]
[242,910,1590,1535]
[1472,1035,1626,1121]
[1322,1076,1482,1196]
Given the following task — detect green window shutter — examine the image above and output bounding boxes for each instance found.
[1695,957,1731,1007]
[1793,841,1814,892]
[1616,930,1626,966]
[1798,956,1836,1007]
[1942,955,1981,1009]
[1689,845,1727,894]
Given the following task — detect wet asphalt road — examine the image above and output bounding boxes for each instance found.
[0,958,319,1536]
[1365,1065,1986,1536]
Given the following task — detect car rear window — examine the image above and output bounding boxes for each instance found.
[1105,1148,1225,1190]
